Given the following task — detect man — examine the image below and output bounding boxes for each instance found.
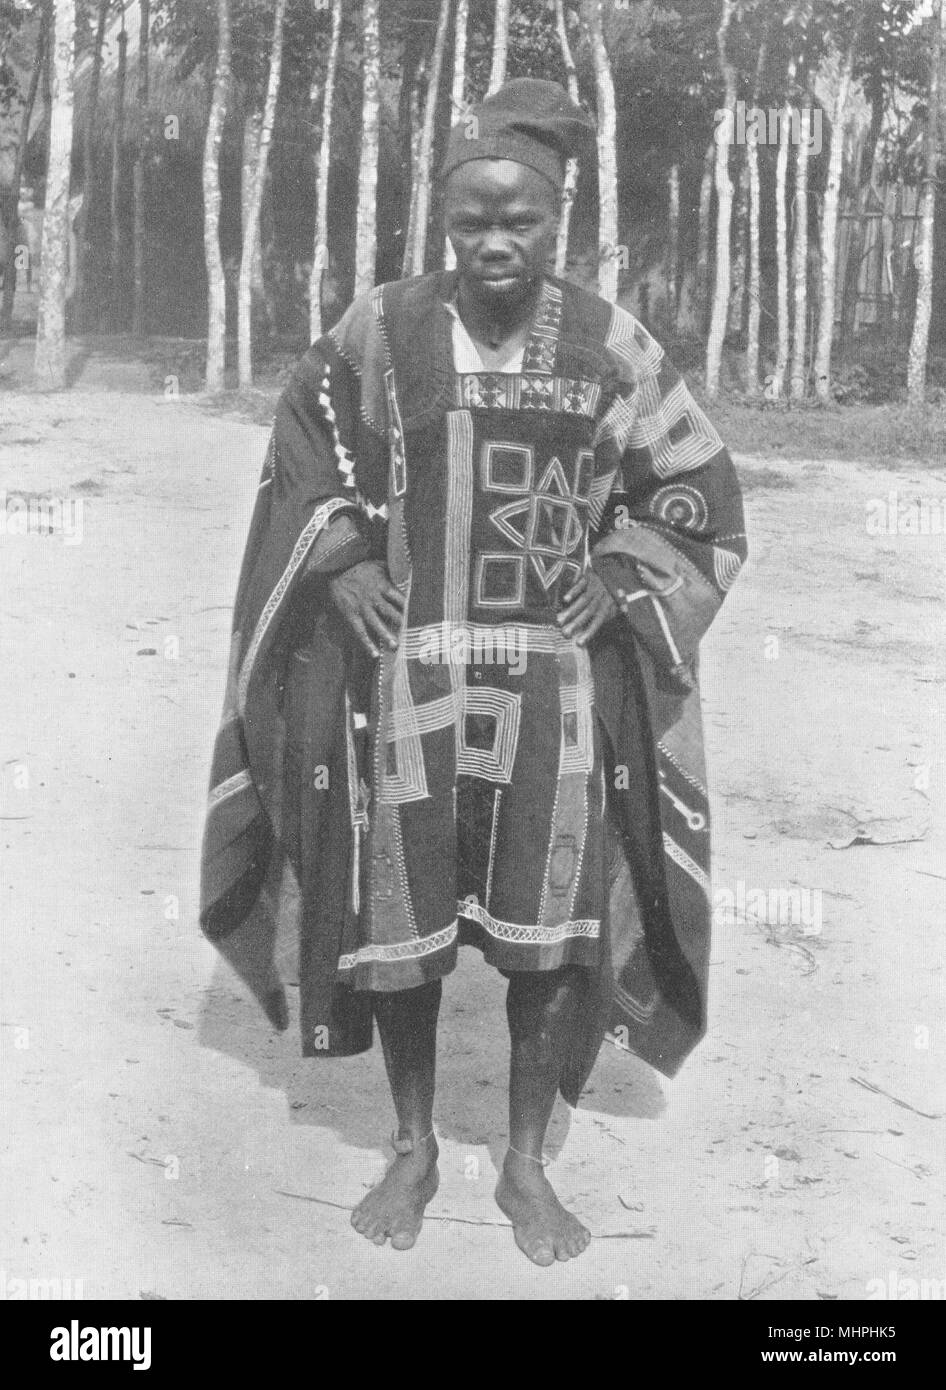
[200,79,747,1266]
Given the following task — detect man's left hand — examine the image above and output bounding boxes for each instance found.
[556,569,618,646]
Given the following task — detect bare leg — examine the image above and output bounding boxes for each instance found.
[495,966,592,1265]
[350,979,441,1250]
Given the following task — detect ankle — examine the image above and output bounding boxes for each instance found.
[505,1144,549,1170]
[391,1128,439,1161]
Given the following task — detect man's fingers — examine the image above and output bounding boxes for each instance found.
[558,591,595,631]
[375,595,405,628]
[573,606,610,646]
[363,604,400,649]
[349,614,380,659]
[561,574,588,604]
[383,585,406,609]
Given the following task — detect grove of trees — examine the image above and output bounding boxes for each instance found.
[0,0,944,402]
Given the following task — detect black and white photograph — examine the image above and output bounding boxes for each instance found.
[0,0,943,1324]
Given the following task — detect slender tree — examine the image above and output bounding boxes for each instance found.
[405,0,449,278]
[237,0,287,387]
[695,140,713,326]
[110,4,127,327]
[131,0,149,336]
[585,0,619,302]
[35,0,76,389]
[401,60,425,276]
[789,104,812,399]
[354,0,380,298]
[771,54,796,402]
[74,0,109,331]
[553,0,580,276]
[203,0,231,390]
[813,20,859,402]
[666,162,679,334]
[310,0,342,341]
[789,6,813,400]
[1,11,46,332]
[241,111,264,325]
[727,159,747,338]
[488,0,510,94]
[745,34,767,395]
[907,0,944,405]
[444,0,469,270]
[705,0,736,399]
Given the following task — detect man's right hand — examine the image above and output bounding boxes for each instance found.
[328,559,404,658]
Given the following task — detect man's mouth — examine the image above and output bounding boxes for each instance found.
[476,273,521,291]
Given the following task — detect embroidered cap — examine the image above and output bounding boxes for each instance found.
[440,77,595,191]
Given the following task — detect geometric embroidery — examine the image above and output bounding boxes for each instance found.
[456,685,522,783]
[485,454,586,594]
[650,483,709,532]
[475,552,526,607]
[573,449,596,503]
[455,373,601,417]
[712,544,743,591]
[481,441,534,493]
[559,673,595,774]
[521,279,563,375]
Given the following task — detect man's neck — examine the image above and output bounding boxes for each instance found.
[456,275,543,350]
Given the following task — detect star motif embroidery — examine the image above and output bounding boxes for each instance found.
[487,455,585,591]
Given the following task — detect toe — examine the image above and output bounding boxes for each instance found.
[390,1228,418,1251]
[523,1236,555,1267]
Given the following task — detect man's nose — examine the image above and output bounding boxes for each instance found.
[479,230,515,259]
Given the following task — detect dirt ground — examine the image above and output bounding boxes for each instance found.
[1,355,944,1301]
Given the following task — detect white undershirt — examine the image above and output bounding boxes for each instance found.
[445,300,525,374]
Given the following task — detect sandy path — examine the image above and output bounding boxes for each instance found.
[1,388,943,1301]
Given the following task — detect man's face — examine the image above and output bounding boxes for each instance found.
[444,159,560,312]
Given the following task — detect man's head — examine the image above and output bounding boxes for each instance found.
[444,158,559,313]
[440,78,595,312]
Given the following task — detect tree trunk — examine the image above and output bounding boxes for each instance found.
[354,0,380,298]
[666,161,679,334]
[444,0,468,270]
[789,103,811,399]
[74,0,108,331]
[110,15,127,328]
[695,140,713,327]
[745,39,766,396]
[813,34,857,402]
[488,0,510,95]
[0,14,46,332]
[34,0,76,390]
[237,0,287,387]
[202,0,231,390]
[771,62,795,402]
[401,64,425,277]
[241,111,264,304]
[405,0,449,278]
[705,0,736,400]
[131,0,149,336]
[309,0,342,342]
[907,0,943,405]
[585,0,619,302]
[554,0,580,277]
[727,158,748,338]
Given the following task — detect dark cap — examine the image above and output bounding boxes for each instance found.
[440,77,595,190]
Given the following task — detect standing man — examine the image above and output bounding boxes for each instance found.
[200,80,746,1266]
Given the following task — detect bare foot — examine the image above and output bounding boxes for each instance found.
[351,1137,439,1250]
[495,1150,591,1265]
